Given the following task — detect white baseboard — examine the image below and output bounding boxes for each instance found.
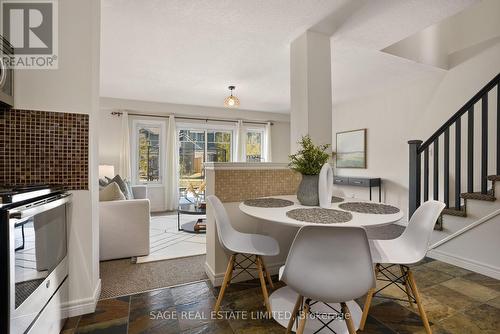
[205,260,284,287]
[63,279,102,318]
[428,249,500,280]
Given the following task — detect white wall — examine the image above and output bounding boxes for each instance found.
[430,211,500,279]
[14,0,101,315]
[332,40,500,220]
[332,76,439,217]
[98,98,291,211]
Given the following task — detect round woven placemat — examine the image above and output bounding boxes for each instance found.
[286,208,352,224]
[338,202,400,214]
[243,198,295,208]
[331,196,344,203]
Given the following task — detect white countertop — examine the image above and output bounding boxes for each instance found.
[239,195,404,228]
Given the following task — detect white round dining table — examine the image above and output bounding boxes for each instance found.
[239,194,404,334]
[239,194,404,228]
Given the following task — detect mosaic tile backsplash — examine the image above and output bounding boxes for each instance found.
[0,109,89,190]
[214,169,301,202]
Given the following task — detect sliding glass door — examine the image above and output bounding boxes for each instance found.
[178,128,233,190]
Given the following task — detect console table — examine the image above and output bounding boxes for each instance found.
[333,176,382,202]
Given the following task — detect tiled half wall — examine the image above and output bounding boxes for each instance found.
[0,109,89,190]
[214,169,301,202]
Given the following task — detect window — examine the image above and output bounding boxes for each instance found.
[179,129,205,189]
[245,129,264,162]
[207,130,232,162]
[178,127,233,190]
[133,121,164,184]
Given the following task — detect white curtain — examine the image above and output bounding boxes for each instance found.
[119,111,132,180]
[264,122,272,162]
[235,120,246,162]
[165,116,179,211]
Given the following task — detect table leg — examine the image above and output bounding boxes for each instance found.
[369,185,372,201]
[178,211,182,231]
[379,185,381,202]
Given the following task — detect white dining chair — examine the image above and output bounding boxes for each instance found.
[359,200,446,334]
[280,225,376,334]
[207,195,280,314]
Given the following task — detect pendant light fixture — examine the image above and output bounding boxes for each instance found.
[224,85,240,108]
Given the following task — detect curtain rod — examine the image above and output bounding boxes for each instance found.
[110,111,274,126]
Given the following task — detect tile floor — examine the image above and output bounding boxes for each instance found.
[62,258,500,333]
[136,212,206,263]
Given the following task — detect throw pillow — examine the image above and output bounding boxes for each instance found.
[99,182,126,202]
[125,180,135,199]
[99,178,108,187]
[105,175,133,200]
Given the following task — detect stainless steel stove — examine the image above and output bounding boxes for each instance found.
[0,185,63,206]
[0,185,70,333]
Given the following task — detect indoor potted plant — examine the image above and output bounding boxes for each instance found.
[289,135,331,206]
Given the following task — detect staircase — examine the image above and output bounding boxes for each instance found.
[408,73,500,279]
[408,72,500,221]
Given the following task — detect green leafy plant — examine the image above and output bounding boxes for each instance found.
[289,135,330,175]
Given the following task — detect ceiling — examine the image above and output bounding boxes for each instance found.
[100,0,477,112]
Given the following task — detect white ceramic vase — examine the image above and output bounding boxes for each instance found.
[318,163,334,208]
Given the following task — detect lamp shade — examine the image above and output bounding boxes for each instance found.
[99,165,115,179]
[224,85,240,108]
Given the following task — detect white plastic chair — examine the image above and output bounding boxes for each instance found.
[280,225,376,334]
[207,195,280,314]
[359,200,446,334]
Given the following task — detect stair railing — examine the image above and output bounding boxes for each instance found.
[409,73,500,218]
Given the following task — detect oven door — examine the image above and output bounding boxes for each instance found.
[8,194,70,334]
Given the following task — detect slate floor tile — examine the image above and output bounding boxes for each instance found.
[78,296,130,328]
[462,272,500,292]
[419,260,474,277]
[128,305,180,334]
[176,297,217,331]
[181,320,234,334]
[411,266,454,289]
[69,259,500,334]
[464,303,500,331]
[76,318,128,334]
[438,311,495,334]
[422,284,482,311]
[486,295,500,309]
[368,301,432,333]
[441,277,500,303]
[171,281,214,306]
[61,316,81,334]
[362,316,397,333]
[129,288,176,320]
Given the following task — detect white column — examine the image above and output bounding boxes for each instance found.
[290,30,332,153]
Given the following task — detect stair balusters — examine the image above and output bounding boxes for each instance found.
[408,73,500,218]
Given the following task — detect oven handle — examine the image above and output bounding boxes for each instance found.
[0,57,6,88]
[9,194,72,220]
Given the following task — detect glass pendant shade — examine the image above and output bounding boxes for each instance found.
[224,94,240,108]
[224,85,240,108]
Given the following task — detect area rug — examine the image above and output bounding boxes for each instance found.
[99,255,208,299]
[138,212,206,264]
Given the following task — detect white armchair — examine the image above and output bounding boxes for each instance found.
[99,185,150,261]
